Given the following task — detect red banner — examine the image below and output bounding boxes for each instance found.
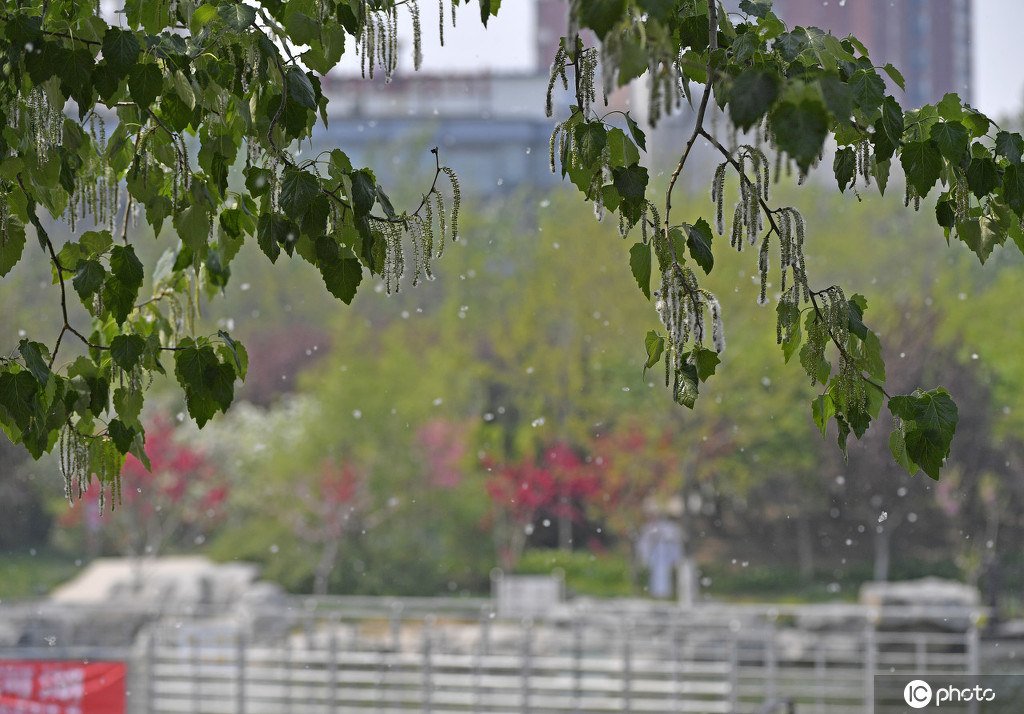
[0,661,126,714]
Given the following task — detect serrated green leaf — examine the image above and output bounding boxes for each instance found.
[1003,163,1024,216]
[349,170,376,218]
[728,69,780,132]
[612,163,648,201]
[110,334,146,371]
[812,393,835,439]
[643,330,664,375]
[18,340,51,385]
[0,219,26,276]
[889,428,918,474]
[770,100,829,173]
[101,28,140,77]
[693,347,720,382]
[113,386,143,430]
[849,69,885,114]
[217,3,257,31]
[108,419,135,454]
[888,388,958,480]
[606,127,639,168]
[102,245,144,325]
[625,112,646,152]
[279,168,321,218]
[996,131,1024,166]
[881,63,905,91]
[0,370,39,432]
[834,147,856,192]
[900,140,943,198]
[579,0,626,38]
[966,157,1000,199]
[956,218,1003,264]
[128,62,162,110]
[174,340,236,428]
[929,121,969,163]
[315,236,363,304]
[880,95,904,144]
[818,73,853,124]
[287,67,316,110]
[628,241,651,299]
[685,218,714,275]
[574,122,607,168]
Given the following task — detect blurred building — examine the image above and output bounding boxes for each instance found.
[770,0,972,107]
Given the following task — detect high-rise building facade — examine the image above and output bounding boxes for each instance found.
[770,0,972,107]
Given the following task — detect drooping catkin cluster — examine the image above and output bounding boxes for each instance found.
[854,139,873,188]
[358,6,399,81]
[647,64,682,128]
[904,181,921,211]
[66,113,120,233]
[376,168,459,292]
[774,206,808,300]
[27,87,63,168]
[654,263,725,405]
[950,169,970,223]
[58,426,122,513]
[546,44,571,118]
[710,146,770,251]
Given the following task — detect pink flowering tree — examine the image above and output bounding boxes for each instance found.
[60,418,227,558]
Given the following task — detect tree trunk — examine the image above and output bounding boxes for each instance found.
[313,538,341,595]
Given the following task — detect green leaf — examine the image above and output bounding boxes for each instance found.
[625,113,647,152]
[769,100,829,173]
[72,259,105,303]
[349,170,377,218]
[881,63,906,91]
[606,128,640,168]
[0,371,40,432]
[612,163,648,201]
[936,93,964,121]
[693,347,720,382]
[579,0,626,38]
[673,361,699,409]
[899,140,943,198]
[685,218,714,275]
[315,236,363,305]
[738,0,772,17]
[0,219,26,276]
[574,122,607,168]
[287,67,317,110]
[728,69,780,132]
[643,330,664,375]
[279,168,321,218]
[888,388,958,480]
[101,28,141,77]
[812,393,835,439]
[966,157,1001,199]
[174,340,236,428]
[113,386,143,430]
[102,246,144,325]
[628,241,651,299]
[995,131,1024,166]
[107,419,135,454]
[1003,163,1024,216]
[849,70,885,115]
[128,62,162,110]
[110,334,146,371]
[889,428,918,474]
[929,121,969,163]
[956,218,1003,264]
[18,340,51,385]
[217,330,248,378]
[217,3,257,31]
[818,73,853,124]
[833,147,856,192]
[935,200,955,229]
[880,96,904,144]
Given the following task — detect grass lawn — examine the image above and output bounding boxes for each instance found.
[0,551,82,600]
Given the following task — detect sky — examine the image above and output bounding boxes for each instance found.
[341,0,1022,122]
